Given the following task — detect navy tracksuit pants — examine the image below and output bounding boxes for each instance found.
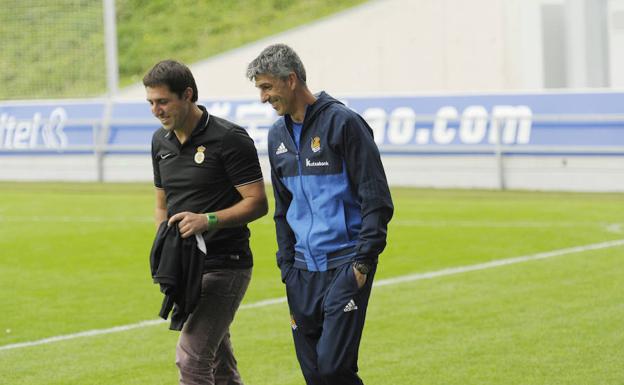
[284,262,376,385]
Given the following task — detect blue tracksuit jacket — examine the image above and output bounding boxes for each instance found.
[268,92,393,278]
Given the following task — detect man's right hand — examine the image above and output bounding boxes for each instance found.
[168,211,208,238]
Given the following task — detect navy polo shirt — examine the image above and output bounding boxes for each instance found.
[151,106,263,268]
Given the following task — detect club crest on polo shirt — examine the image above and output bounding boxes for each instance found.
[311,136,321,153]
[194,145,206,164]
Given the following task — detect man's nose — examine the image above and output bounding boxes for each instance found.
[260,91,269,103]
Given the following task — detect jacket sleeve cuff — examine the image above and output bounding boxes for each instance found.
[353,255,378,265]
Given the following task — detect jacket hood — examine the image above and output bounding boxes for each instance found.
[284,91,342,127]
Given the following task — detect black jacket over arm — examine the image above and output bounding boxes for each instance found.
[149,221,205,331]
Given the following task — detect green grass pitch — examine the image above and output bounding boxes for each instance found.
[0,182,623,384]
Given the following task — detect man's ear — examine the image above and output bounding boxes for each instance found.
[288,72,298,90]
[183,87,194,101]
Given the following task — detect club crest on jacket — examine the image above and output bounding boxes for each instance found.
[311,136,321,152]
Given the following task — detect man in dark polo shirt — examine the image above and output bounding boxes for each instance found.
[144,59,268,385]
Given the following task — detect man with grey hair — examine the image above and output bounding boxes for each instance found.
[247,44,393,385]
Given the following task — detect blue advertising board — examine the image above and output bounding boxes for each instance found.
[1,92,623,154]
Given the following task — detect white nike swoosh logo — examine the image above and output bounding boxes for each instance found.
[160,153,174,159]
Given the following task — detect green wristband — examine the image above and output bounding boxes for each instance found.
[205,212,218,230]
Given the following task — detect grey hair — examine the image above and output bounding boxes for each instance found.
[246,44,306,83]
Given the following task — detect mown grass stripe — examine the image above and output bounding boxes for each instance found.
[1,238,622,352]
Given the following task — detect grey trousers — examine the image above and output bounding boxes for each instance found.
[176,268,252,385]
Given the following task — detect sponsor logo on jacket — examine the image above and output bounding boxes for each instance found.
[275,142,287,155]
[305,158,329,167]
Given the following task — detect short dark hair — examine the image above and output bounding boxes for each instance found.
[246,44,306,83]
[143,60,198,102]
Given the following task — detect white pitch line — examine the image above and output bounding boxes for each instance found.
[0,319,166,352]
[374,238,624,287]
[1,238,623,352]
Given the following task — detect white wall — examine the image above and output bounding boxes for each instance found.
[382,155,624,192]
[609,0,624,88]
[2,154,623,192]
[118,0,549,100]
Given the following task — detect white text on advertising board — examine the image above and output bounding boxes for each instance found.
[363,105,532,145]
[212,102,533,147]
[0,108,68,149]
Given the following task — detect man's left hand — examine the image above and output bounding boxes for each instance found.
[168,211,208,238]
